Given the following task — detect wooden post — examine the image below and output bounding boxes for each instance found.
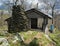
[42,17,45,31]
[42,17,48,32]
[45,17,49,34]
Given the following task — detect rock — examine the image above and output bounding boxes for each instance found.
[44,34,56,46]
[44,34,53,42]
[45,26,49,35]
[34,32,42,39]
[12,36,19,43]
[0,38,10,46]
[12,33,24,43]
[26,31,33,34]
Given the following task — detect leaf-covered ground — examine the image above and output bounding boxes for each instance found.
[49,29,60,46]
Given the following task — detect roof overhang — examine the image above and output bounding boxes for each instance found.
[25,8,52,19]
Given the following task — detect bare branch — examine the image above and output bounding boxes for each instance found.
[43,0,57,8]
[15,0,18,5]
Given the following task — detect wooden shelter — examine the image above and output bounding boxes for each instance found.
[26,9,52,31]
[5,8,52,32]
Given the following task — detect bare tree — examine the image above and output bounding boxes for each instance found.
[0,10,3,27]
[41,0,59,32]
[3,0,13,16]
[43,0,57,24]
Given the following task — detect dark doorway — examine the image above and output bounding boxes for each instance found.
[31,18,37,29]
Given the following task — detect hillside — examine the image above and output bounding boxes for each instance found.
[0,28,58,46]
